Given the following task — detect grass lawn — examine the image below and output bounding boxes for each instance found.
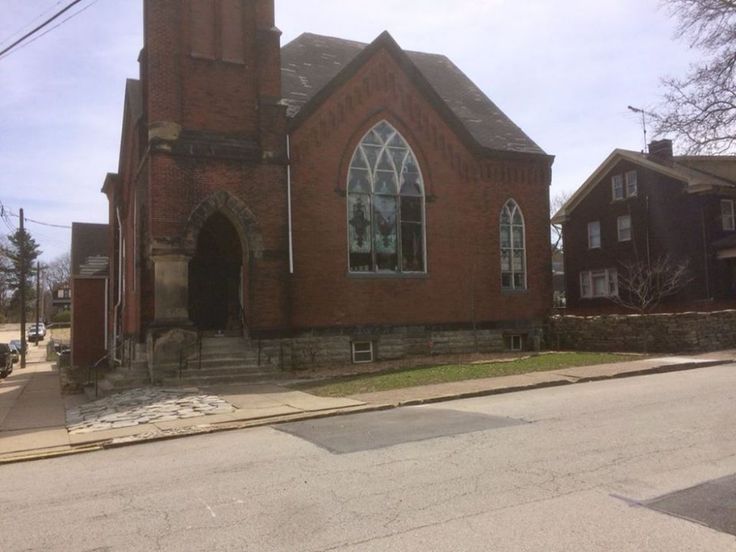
[293,352,636,397]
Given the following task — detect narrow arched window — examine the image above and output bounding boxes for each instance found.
[347,121,426,273]
[500,199,526,290]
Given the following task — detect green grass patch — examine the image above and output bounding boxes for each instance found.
[294,352,635,397]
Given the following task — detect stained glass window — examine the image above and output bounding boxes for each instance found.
[500,200,526,290]
[348,121,426,273]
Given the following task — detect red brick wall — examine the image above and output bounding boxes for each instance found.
[289,47,552,330]
[142,0,280,135]
[71,278,107,369]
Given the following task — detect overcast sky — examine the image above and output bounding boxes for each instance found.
[0,0,699,261]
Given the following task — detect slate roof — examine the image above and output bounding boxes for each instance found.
[124,32,545,156]
[281,32,545,155]
[552,150,736,224]
[71,223,109,278]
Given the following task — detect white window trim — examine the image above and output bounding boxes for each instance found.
[617,215,632,242]
[625,170,638,197]
[587,221,601,249]
[612,175,624,201]
[580,268,618,299]
[722,199,735,231]
[352,341,374,364]
[509,335,522,351]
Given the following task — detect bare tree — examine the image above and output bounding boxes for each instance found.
[611,255,693,313]
[550,191,571,252]
[45,252,71,293]
[653,0,736,153]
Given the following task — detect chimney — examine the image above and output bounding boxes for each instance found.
[648,139,673,164]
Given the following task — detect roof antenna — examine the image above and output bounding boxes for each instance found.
[627,105,650,153]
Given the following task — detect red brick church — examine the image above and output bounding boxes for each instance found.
[78,0,553,381]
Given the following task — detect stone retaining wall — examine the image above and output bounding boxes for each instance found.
[548,310,736,353]
[265,325,538,370]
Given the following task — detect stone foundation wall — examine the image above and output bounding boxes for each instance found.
[548,310,736,353]
[278,325,540,370]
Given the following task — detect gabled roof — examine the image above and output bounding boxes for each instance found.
[71,223,109,278]
[552,149,736,224]
[122,32,547,157]
[281,32,546,156]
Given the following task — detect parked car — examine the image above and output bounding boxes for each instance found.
[27,323,46,342]
[8,343,19,364]
[0,343,13,378]
[9,339,26,356]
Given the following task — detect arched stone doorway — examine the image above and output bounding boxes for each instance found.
[189,212,245,333]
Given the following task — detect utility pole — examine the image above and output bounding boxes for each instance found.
[35,261,41,348]
[19,208,26,369]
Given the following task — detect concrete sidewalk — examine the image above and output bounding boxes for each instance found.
[0,350,733,464]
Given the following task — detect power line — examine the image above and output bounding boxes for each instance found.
[8,212,71,230]
[0,0,86,60]
[0,0,103,62]
[0,1,64,48]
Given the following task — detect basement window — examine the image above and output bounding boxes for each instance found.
[352,341,374,364]
[505,334,523,351]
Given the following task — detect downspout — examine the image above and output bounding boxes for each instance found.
[286,134,294,274]
[113,207,123,363]
[701,204,711,300]
[104,279,109,350]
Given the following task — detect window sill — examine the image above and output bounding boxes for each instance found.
[501,288,528,295]
[347,272,429,280]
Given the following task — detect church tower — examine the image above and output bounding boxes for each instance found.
[136,0,290,350]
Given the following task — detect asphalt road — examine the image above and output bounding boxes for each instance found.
[1,365,735,551]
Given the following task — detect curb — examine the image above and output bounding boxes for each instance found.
[1,358,731,465]
[389,359,731,408]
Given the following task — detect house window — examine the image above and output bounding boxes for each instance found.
[625,171,638,197]
[588,221,601,249]
[352,341,374,363]
[617,215,632,242]
[612,175,624,201]
[722,199,735,231]
[505,334,523,351]
[347,121,426,273]
[500,199,526,290]
[580,268,618,298]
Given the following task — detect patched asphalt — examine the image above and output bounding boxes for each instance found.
[644,474,736,537]
[276,406,528,454]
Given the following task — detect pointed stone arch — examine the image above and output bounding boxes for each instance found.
[185,190,264,259]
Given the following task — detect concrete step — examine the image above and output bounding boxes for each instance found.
[183,357,260,370]
[161,371,286,386]
[172,365,278,378]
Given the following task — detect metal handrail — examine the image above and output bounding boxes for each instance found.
[86,338,125,397]
[177,333,202,379]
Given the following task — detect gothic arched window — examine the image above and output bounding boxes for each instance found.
[500,199,526,290]
[347,121,426,273]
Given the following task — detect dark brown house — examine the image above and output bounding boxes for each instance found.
[553,140,736,314]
